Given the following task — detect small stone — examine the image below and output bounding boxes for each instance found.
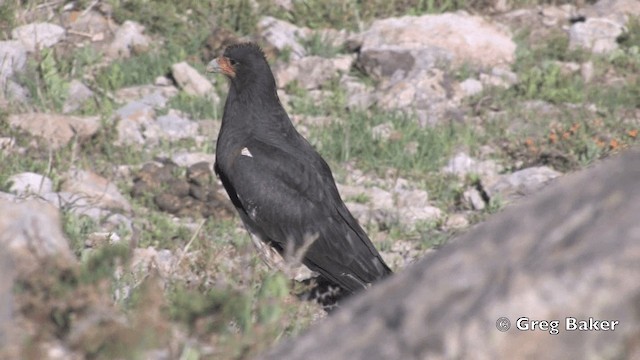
[463,188,486,210]
[171,62,217,98]
[62,80,94,113]
[11,23,65,52]
[8,113,101,149]
[107,20,150,58]
[569,18,624,54]
[7,172,53,196]
[459,78,483,97]
[444,213,469,230]
[61,169,132,212]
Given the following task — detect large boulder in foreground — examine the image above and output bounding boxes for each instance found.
[262,149,640,360]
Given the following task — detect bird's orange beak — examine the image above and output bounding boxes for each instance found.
[206,57,235,78]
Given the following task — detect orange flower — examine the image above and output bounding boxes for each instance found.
[549,132,558,144]
[570,122,580,134]
[562,131,571,140]
[628,129,638,138]
[594,137,605,148]
[609,139,619,150]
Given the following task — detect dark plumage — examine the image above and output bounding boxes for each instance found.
[207,43,392,295]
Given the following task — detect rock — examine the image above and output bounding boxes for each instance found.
[581,61,595,83]
[374,68,451,124]
[42,191,110,221]
[258,16,309,61]
[7,113,101,149]
[144,110,199,142]
[583,0,640,26]
[479,67,518,88]
[339,75,374,109]
[443,213,469,230]
[443,152,502,180]
[463,187,486,210]
[0,244,13,347]
[4,80,30,103]
[107,20,150,58]
[171,151,215,168]
[371,122,394,141]
[114,85,179,107]
[11,23,65,52]
[262,149,640,360]
[114,101,155,145]
[395,189,429,209]
[398,206,442,225]
[0,199,76,275]
[62,80,94,113]
[486,166,562,202]
[458,78,483,97]
[274,55,354,90]
[7,172,53,196]
[171,62,218,100]
[356,13,516,80]
[0,41,27,90]
[569,18,624,54]
[131,247,176,279]
[60,169,132,212]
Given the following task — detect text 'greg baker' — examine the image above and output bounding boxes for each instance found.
[515,317,619,335]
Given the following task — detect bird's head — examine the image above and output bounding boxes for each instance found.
[206,42,275,90]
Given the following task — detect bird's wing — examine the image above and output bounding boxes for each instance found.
[216,138,390,292]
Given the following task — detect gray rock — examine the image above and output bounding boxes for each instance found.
[107,20,150,58]
[114,85,179,107]
[114,101,155,145]
[398,206,442,225]
[443,213,469,230]
[583,0,640,26]
[486,166,562,201]
[171,152,215,168]
[443,152,502,179]
[258,16,309,61]
[7,113,101,149]
[42,191,110,221]
[463,187,486,210]
[0,41,27,90]
[569,18,624,54]
[274,55,354,90]
[0,199,76,275]
[395,189,430,209]
[5,80,30,103]
[171,62,217,99]
[458,78,483,97]
[60,169,132,212]
[581,61,595,83]
[7,172,53,196]
[339,75,374,110]
[0,243,13,347]
[356,13,516,80]
[262,149,640,360]
[374,68,451,122]
[130,247,177,279]
[144,110,199,142]
[62,80,94,114]
[11,22,65,52]
[480,67,518,88]
[371,122,394,141]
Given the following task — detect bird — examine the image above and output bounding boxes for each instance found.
[206,42,392,296]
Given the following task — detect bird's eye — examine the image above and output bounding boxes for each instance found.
[229,59,237,66]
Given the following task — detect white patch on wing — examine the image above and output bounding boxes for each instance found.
[241,147,253,158]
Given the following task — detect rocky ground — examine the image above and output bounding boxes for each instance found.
[0,0,638,358]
